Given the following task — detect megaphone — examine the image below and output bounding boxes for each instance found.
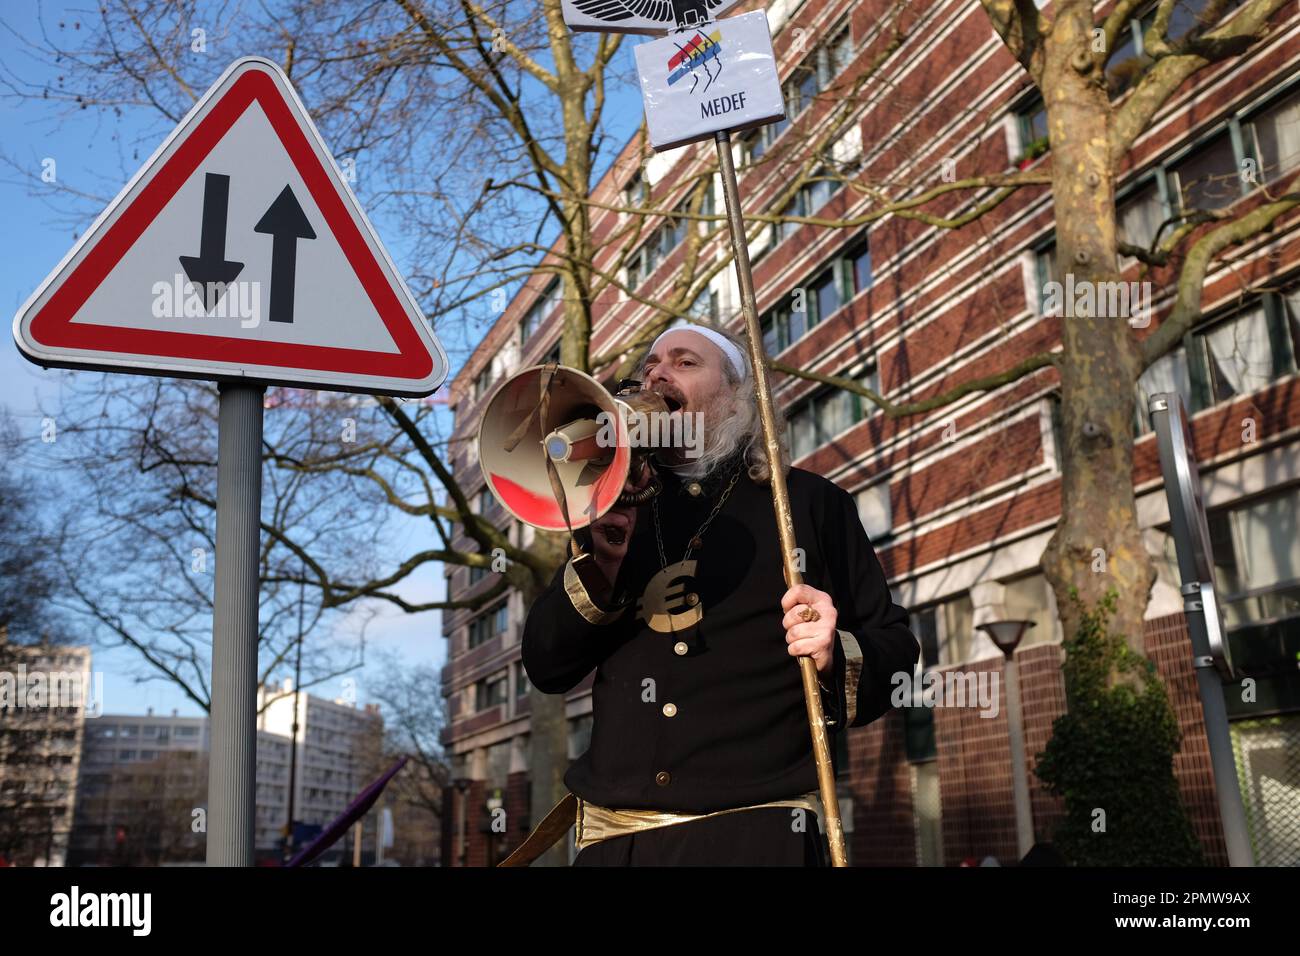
[477,364,676,532]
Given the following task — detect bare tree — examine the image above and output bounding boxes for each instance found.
[367,653,448,863]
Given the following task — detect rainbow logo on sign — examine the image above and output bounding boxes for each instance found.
[667,30,723,92]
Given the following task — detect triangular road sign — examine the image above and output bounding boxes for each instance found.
[13,57,448,396]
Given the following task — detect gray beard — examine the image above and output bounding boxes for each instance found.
[660,398,750,481]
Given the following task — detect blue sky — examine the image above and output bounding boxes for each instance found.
[1,3,646,720]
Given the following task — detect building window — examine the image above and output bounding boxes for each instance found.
[1204,487,1300,634]
[623,168,647,208]
[568,714,594,760]
[519,279,561,346]
[1152,484,1300,716]
[741,28,853,164]
[1136,344,1194,429]
[627,237,661,289]
[785,61,819,120]
[475,674,509,712]
[1136,286,1300,432]
[761,299,806,356]
[1016,96,1049,162]
[515,660,530,698]
[820,21,854,84]
[849,240,872,296]
[855,482,892,541]
[760,243,871,353]
[812,270,839,325]
[786,360,877,460]
[1169,131,1241,212]
[467,601,509,648]
[1191,300,1295,407]
[657,215,683,258]
[468,562,489,586]
[687,287,719,323]
[1033,241,1058,315]
[772,170,835,248]
[473,366,493,401]
[1105,1,1243,99]
[1245,86,1300,186]
[1117,177,1167,261]
[1105,17,1145,99]
[902,607,941,763]
[477,488,502,518]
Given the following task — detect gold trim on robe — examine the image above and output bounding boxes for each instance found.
[564,557,628,625]
[836,629,865,727]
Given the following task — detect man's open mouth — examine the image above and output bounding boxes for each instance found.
[650,385,691,411]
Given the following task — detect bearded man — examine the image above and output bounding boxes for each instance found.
[517,322,919,866]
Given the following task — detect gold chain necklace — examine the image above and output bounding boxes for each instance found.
[651,461,743,568]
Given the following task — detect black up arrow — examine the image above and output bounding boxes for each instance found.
[254,185,316,324]
[179,172,244,310]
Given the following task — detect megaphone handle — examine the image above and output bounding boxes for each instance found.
[570,550,621,610]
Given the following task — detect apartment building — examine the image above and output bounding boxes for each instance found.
[0,634,94,866]
[440,0,1300,865]
[62,687,385,864]
[256,683,386,860]
[68,710,209,865]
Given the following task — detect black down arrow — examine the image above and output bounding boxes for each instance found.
[179,172,245,310]
[254,185,316,324]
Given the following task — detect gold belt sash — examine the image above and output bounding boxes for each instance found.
[498,790,824,866]
[574,791,824,851]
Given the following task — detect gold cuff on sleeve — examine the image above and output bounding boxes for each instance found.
[563,558,628,625]
[837,629,864,727]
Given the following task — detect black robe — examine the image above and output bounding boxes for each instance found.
[521,451,919,864]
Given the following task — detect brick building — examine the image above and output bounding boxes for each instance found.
[439,0,1300,865]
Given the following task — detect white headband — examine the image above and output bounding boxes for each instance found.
[648,323,746,379]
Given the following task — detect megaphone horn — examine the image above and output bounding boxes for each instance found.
[477,364,671,532]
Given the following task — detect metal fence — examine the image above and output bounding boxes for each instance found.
[1232,714,1300,866]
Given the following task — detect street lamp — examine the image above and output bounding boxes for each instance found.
[453,777,470,867]
[976,619,1035,861]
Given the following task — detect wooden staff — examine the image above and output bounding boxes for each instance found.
[712,129,847,867]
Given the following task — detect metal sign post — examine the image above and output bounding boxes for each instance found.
[1149,392,1253,866]
[565,5,847,865]
[208,383,266,866]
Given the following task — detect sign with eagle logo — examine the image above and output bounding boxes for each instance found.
[561,0,744,35]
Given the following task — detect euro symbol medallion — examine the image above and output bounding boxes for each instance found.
[636,560,702,633]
